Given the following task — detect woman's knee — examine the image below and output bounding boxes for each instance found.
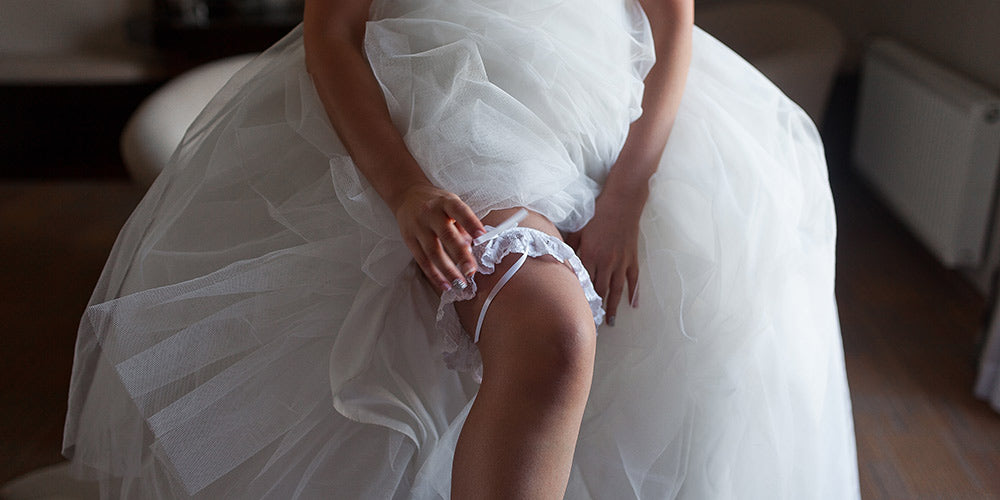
[480,310,596,407]
[519,310,596,373]
[473,258,598,397]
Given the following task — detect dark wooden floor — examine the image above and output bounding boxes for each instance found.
[832,168,1000,498]
[1,169,999,496]
[0,181,144,484]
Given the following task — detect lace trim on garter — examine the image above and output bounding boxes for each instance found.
[436,226,604,382]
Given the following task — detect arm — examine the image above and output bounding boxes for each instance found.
[303,0,484,291]
[605,0,692,202]
[569,0,693,324]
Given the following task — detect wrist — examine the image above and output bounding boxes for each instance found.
[600,176,650,212]
[602,150,657,209]
[384,179,433,214]
[378,168,435,214]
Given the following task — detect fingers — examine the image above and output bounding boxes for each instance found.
[433,196,484,285]
[435,218,478,279]
[578,240,639,327]
[443,197,486,242]
[605,272,625,326]
[410,235,472,293]
[409,197,483,292]
[627,265,639,309]
[420,235,466,288]
[405,239,452,292]
[394,186,485,292]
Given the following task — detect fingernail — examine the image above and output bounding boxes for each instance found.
[607,315,616,327]
[630,293,638,309]
[441,281,452,292]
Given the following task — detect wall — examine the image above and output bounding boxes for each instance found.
[697,0,1000,91]
[0,0,148,55]
[0,0,157,83]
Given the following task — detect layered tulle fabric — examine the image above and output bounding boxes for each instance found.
[63,0,859,497]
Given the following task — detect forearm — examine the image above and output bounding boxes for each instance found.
[602,0,693,205]
[303,0,431,212]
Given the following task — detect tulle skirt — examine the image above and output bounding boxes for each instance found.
[63,0,859,497]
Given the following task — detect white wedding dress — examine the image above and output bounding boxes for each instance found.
[63,0,860,498]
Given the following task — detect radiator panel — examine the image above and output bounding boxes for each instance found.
[852,38,1000,267]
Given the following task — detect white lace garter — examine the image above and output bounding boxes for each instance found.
[436,225,604,382]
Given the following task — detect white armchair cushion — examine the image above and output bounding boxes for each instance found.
[120,54,258,187]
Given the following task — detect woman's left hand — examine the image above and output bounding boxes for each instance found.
[566,191,645,326]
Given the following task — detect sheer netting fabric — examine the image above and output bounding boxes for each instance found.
[63,0,859,498]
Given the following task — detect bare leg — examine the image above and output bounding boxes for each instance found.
[451,208,597,500]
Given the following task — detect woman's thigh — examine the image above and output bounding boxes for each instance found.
[453,208,597,379]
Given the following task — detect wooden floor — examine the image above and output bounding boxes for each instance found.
[0,181,145,485]
[0,170,998,497]
[832,168,1000,498]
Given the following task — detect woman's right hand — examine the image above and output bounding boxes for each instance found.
[392,183,486,292]
[304,2,483,293]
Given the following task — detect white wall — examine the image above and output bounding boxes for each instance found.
[697,0,1000,91]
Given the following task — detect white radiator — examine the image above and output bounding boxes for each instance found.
[853,38,1000,267]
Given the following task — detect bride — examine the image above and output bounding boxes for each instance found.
[63,0,860,497]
